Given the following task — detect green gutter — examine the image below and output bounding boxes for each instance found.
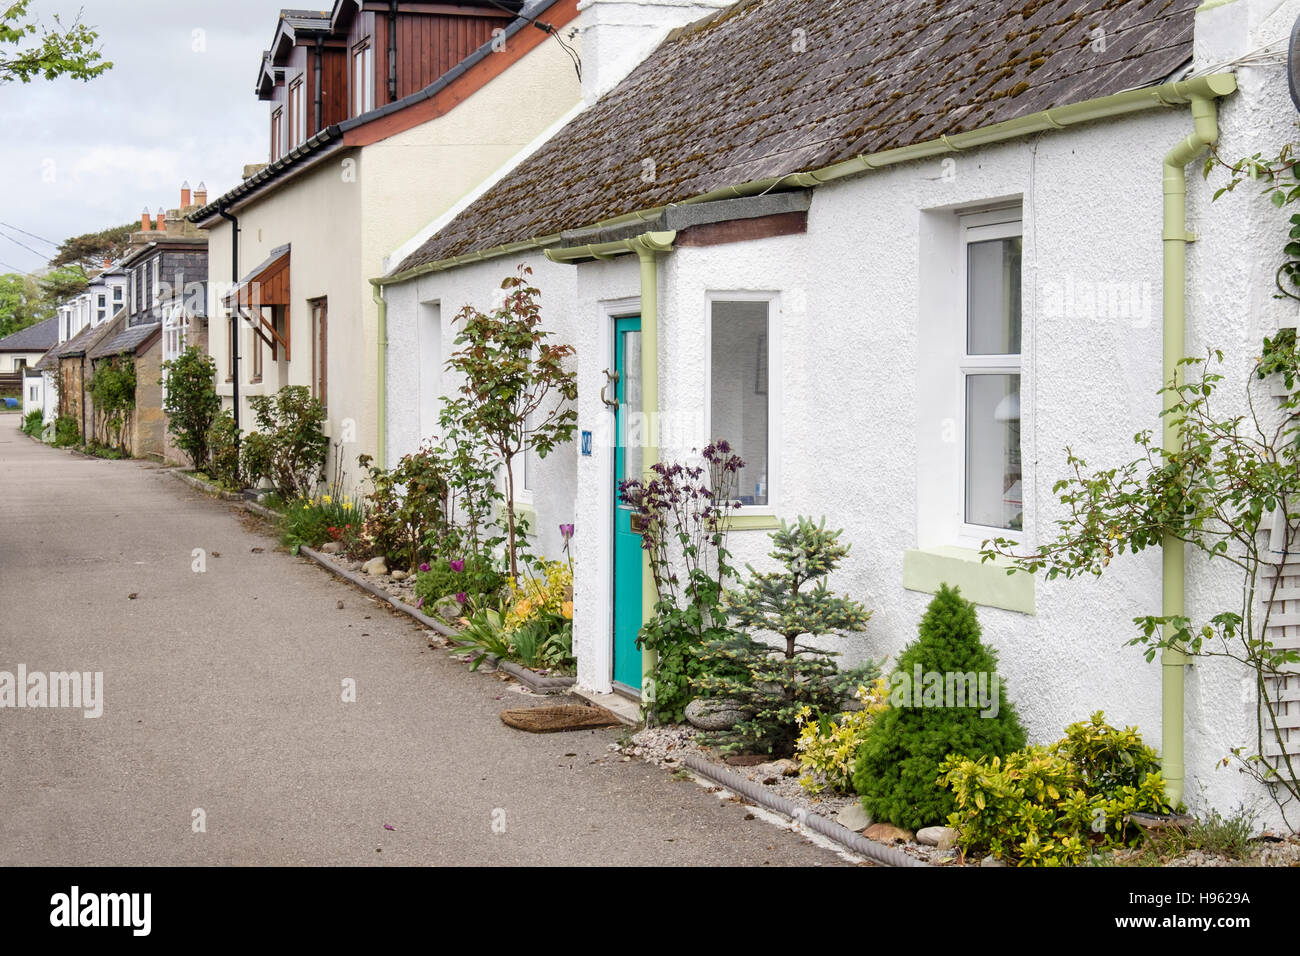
[370,279,388,470]
[1159,79,1235,807]
[546,231,676,700]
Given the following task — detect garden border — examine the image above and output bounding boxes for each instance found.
[681,754,929,868]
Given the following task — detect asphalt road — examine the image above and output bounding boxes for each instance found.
[0,413,848,866]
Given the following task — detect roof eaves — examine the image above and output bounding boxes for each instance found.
[187,126,344,224]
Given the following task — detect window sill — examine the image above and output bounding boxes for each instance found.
[903,546,1035,615]
[721,514,780,531]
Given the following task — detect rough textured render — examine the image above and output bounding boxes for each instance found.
[396,0,1195,271]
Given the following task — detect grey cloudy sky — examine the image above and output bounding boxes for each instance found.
[0,0,285,274]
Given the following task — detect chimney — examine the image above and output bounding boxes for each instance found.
[103,257,111,269]
[155,207,165,231]
[194,181,208,206]
[141,206,152,231]
[580,0,732,103]
[181,180,191,208]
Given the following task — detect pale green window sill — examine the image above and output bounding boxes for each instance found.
[722,514,780,532]
[903,546,1036,615]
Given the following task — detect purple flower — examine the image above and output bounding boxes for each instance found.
[455,592,467,604]
[419,563,430,573]
[559,523,575,541]
[416,597,424,608]
[449,559,465,573]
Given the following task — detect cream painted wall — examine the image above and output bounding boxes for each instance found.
[203,35,582,491]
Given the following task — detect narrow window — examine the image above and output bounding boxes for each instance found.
[310,298,327,411]
[271,107,283,160]
[288,79,304,148]
[961,215,1023,533]
[709,298,773,507]
[353,40,374,116]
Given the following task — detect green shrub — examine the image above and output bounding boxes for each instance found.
[414,554,505,608]
[358,444,450,571]
[21,409,42,436]
[240,431,273,490]
[939,712,1173,866]
[247,386,328,499]
[206,412,243,490]
[53,415,79,447]
[853,584,1027,830]
[162,347,220,469]
[795,678,891,794]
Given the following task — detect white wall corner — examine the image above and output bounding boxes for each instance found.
[1194,0,1300,69]
[576,0,732,104]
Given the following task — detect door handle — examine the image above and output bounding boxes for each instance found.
[601,368,620,410]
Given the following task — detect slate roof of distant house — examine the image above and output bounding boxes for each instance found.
[395,0,1197,273]
[0,315,58,352]
[90,322,160,360]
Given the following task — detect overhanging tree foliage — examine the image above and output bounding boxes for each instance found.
[0,0,111,84]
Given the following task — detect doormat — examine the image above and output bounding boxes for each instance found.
[500,704,623,733]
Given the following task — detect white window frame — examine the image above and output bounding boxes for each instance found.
[703,291,781,516]
[353,40,374,117]
[957,210,1023,547]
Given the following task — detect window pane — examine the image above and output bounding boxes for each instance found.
[710,301,769,506]
[965,373,1021,530]
[967,236,1021,355]
[621,329,642,485]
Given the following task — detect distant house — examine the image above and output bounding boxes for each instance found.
[374,0,1300,827]
[117,183,209,463]
[0,315,58,404]
[188,0,583,486]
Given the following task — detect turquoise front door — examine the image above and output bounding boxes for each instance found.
[612,316,643,692]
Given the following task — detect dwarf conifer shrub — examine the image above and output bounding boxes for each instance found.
[853,584,1027,830]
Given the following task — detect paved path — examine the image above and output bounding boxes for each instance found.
[0,414,848,866]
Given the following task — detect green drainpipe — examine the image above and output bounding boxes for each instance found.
[545,230,676,699]
[1160,79,1235,808]
[371,278,388,470]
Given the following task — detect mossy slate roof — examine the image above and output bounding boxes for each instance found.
[395,0,1196,274]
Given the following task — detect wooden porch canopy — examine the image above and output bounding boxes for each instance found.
[224,244,290,360]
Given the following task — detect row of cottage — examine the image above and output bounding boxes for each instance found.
[13,0,1300,825]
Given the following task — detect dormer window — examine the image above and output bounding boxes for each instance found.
[352,39,373,117]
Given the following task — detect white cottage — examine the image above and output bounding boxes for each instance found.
[377,0,1300,827]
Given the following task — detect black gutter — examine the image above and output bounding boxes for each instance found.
[218,201,241,440]
[187,0,566,226]
[388,0,398,102]
[314,37,324,133]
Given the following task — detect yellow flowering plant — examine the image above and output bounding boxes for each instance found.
[505,559,573,630]
[794,678,890,795]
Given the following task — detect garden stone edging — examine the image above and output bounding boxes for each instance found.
[680,754,928,868]
[299,545,459,639]
[498,661,576,694]
[300,548,575,692]
[169,468,244,502]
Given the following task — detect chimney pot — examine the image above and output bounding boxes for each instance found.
[181,180,192,208]
[155,208,165,231]
[141,206,151,231]
[195,181,208,206]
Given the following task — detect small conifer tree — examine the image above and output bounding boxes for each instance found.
[853,584,1027,830]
